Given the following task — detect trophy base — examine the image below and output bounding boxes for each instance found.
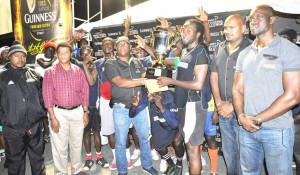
[145,67,173,79]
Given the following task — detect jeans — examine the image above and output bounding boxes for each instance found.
[294,124,300,175]
[219,115,241,175]
[239,127,294,175]
[113,104,152,174]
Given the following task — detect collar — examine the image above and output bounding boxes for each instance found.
[251,34,280,50]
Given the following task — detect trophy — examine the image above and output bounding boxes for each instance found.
[146,29,173,79]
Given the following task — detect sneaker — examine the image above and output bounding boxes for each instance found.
[133,157,141,166]
[160,159,168,172]
[83,160,94,171]
[109,162,117,171]
[173,165,183,175]
[143,166,158,175]
[0,152,4,158]
[210,173,218,175]
[163,164,176,175]
[201,155,206,166]
[118,173,128,175]
[96,157,109,168]
[127,161,133,169]
[151,149,159,160]
[131,149,140,160]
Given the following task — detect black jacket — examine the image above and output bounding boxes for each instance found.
[0,63,46,130]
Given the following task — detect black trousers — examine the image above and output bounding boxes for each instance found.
[3,121,45,175]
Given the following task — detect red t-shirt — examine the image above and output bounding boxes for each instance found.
[100,81,112,100]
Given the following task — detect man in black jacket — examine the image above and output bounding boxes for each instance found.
[0,40,46,175]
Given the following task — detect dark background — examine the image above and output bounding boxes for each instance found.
[0,0,148,47]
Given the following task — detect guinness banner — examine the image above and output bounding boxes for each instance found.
[11,0,72,63]
[90,10,250,59]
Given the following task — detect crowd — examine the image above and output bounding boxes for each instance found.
[0,4,300,175]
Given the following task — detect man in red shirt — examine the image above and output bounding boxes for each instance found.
[42,42,89,175]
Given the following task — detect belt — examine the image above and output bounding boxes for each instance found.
[54,105,80,110]
[114,103,131,109]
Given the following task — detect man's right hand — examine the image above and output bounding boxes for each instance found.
[217,101,234,118]
[50,117,60,133]
[239,115,262,132]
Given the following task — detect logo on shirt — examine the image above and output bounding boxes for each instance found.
[262,64,276,70]
[136,69,141,74]
[7,80,15,85]
[26,78,36,82]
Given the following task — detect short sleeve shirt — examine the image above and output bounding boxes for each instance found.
[210,37,252,102]
[105,57,145,108]
[236,35,300,128]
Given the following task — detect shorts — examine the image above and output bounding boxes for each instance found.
[178,101,207,146]
[100,97,115,135]
[204,111,217,136]
[84,107,101,132]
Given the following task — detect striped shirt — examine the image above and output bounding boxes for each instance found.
[42,63,89,108]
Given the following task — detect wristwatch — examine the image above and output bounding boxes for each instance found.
[83,110,89,113]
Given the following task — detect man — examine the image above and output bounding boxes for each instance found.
[105,36,157,175]
[99,37,133,170]
[157,19,209,175]
[35,40,57,75]
[0,40,46,174]
[0,46,9,66]
[75,45,109,171]
[232,5,300,175]
[277,27,300,175]
[210,14,252,175]
[35,40,57,143]
[42,42,89,175]
[147,91,179,175]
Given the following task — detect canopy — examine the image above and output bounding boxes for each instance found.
[78,0,300,32]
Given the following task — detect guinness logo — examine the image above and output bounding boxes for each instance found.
[26,0,36,13]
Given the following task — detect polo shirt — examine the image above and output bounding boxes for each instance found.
[105,57,145,108]
[236,35,300,128]
[210,37,252,102]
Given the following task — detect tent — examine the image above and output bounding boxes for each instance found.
[78,0,300,32]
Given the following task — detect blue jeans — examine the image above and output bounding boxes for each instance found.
[239,127,294,175]
[113,104,152,174]
[219,115,241,175]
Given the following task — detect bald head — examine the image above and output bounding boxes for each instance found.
[251,4,275,17]
[223,14,246,43]
[225,14,245,26]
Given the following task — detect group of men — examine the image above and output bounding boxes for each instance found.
[0,4,300,175]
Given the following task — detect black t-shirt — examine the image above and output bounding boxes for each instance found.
[175,44,209,108]
[105,57,145,108]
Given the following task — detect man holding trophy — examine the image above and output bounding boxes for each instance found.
[157,18,210,175]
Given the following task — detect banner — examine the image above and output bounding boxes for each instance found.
[11,0,72,63]
[90,10,250,59]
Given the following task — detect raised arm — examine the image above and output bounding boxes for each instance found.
[123,15,131,37]
[195,6,211,46]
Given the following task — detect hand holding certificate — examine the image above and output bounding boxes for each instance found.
[144,79,168,93]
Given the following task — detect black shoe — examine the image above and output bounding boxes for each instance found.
[118,173,128,175]
[83,160,94,171]
[96,157,109,168]
[163,164,176,175]
[143,166,158,175]
[173,165,182,175]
